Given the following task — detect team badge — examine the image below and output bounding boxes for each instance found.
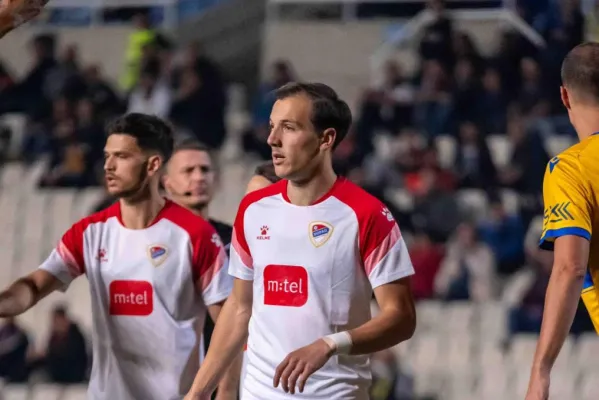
[147,245,168,267]
[309,222,333,248]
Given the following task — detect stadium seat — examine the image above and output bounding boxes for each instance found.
[579,371,599,400]
[3,384,30,400]
[414,301,442,335]
[384,188,414,212]
[500,189,520,215]
[477,302,508,342]
[444,370,477,400]
[411,333,443,373]
[456,189,489,221]
[508,335,538,369]
[443,302,475,334]
[446,336,474,371]
[61,385,88,400]
[476,365,513,400]
[413,370,445,400]
[31,383,62,400]
[434,135,456,169]
[573,333,599,368]
[1,113,27,158]
[0,163,24,188]
[487,135,512,169]
[373,133,395,162]
[544,135,574,157]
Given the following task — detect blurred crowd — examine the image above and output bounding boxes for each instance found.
[0,13,227,188]
[0,0,596,396]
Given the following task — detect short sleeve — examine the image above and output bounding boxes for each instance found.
[539,155,593,251]
[39,221,85,291]
[193,223,232,306]
[228,199,254,281]
[360,206,415,289]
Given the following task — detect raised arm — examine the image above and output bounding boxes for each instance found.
[188,278,253,399]
[0,269,63,317]
[0,0,48,39]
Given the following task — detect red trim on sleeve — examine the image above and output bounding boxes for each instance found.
[59,201,120,276]
[162,202,225,289]
[332,179,399,276]
[232,181,286,269]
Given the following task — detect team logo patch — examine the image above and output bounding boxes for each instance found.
[309,222,333,247]
[147,245,168,267]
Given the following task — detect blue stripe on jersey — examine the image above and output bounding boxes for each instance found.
[539,227,592,251]
[583,270,595,291]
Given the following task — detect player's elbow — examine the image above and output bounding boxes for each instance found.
[554,260,587,281]
[390,305,416,344]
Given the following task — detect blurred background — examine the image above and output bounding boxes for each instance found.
[0,0,597,399]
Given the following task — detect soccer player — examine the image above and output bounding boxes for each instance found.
[246,161,280,194]
[163,138,240,398]
[0,0,48,39]
[526,43,599,400]
[186,82,416,400]
[0,113,233,400]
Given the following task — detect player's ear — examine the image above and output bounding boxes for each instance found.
[320,128,336,151]
[560,86,571,110]
[147,154,163,177]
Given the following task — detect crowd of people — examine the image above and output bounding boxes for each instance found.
[0,0,596,398]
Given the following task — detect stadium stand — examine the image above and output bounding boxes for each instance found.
[1,0,599,399]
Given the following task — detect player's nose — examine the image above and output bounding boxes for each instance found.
[267,126,281,147]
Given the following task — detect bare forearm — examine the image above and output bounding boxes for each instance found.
[0,279,39,317]
[532,264,584,372]
[216,352,243,397]
[348,307,415,355]
[191,299,250,396]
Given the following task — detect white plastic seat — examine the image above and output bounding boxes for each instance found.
[457,189,489,222]
[3,384,30,400]
[31,383,62,400]
[487,134,512,168]
[579,371,599,400]
[62,385,88,400]
[1,113,27,158]
[477,302,508,342]
[500,189,520,215]
[573,333,599,368]
[443,302,474,334]
[414,301,442,334]
[435,134,456,169]
[411,333,443,373]
[477,366,512,399]
[544,135,574,157]
[509,335,539,369]
[384,188,413,212]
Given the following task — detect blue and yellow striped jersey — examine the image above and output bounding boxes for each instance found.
[539,134,599,333]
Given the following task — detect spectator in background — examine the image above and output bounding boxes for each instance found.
[75,98,105,177]
[435,222,496,301]
[33,306,88,384]
[120,12,157,91]
[356,60,415,153]
[498,115,549,194]
[82,65,122,119]
[170,43,227,149]
[454,121,496,191]
[411,167,461,242]
[127,63,171,119]
[479,198,525,275]
[243,60,295,159]
[414,60,452,137]
[517,57,550,117]
[0,317,30,383]
[409,231,444,300]
[451,58,482,127]
[44,45,85,103]
[8,34,56,117]
[419,0,454,70]
[477,68,508,133]
[452,32,484,75]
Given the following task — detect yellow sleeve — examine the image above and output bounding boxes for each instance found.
[539,155,593,251]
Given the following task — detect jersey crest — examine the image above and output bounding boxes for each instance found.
[309,222,333,248]
[147,244,168,267]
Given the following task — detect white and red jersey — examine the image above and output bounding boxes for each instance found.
[38,200,231,400]
[229,178,414,400]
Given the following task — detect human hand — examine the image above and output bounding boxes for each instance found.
[273,339,334,394]
[525,369,550,400]
[1,0,48,28]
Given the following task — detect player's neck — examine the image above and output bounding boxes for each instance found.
[119,194,166,230]
[189,205,208,219]
[286,163,337,206]
[574,108,599,141]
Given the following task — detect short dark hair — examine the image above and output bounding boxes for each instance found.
[561,42,599,104]
[254,161,280,184]
[274,82,352,148]
[107,113,174,162]
[170,138,216,172]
